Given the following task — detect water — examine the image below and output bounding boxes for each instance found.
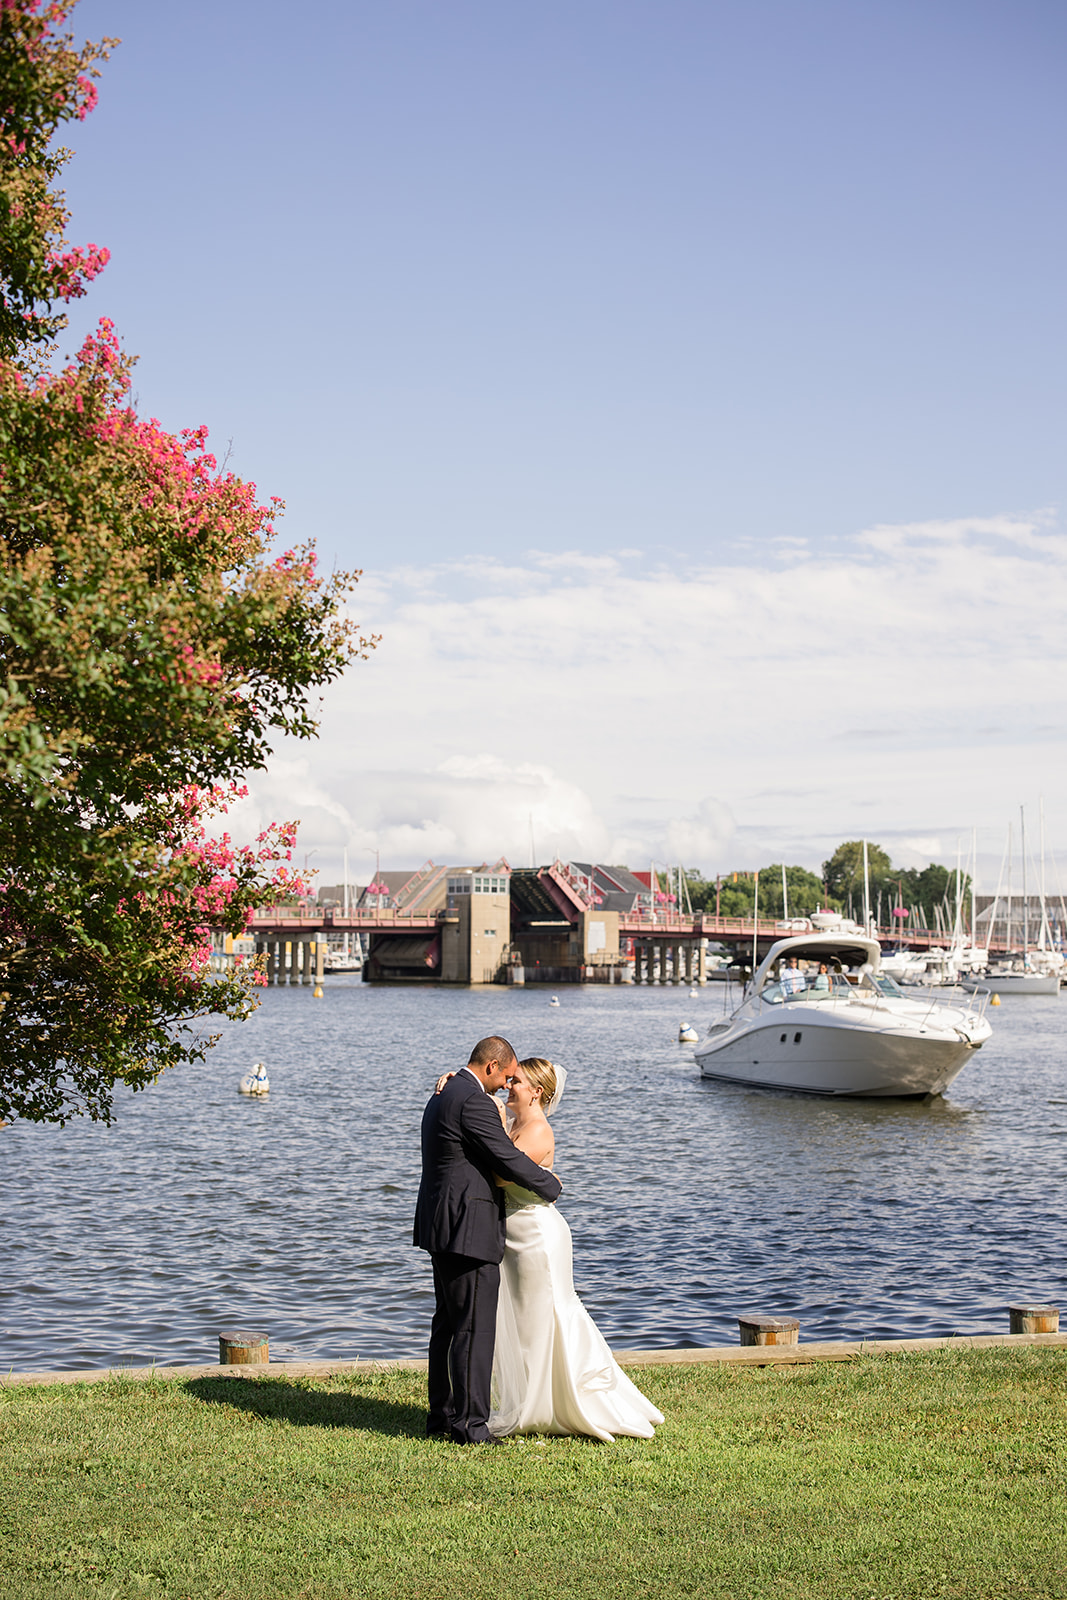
[4,983,1066,1371]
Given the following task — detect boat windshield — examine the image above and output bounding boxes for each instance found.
[865,971,906,999]
[760,973,853,1004]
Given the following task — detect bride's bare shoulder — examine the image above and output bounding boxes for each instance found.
[512,1116,554,1167]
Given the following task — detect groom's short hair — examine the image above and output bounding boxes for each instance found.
[468,1035,516,1069]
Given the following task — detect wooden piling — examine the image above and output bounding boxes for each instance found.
[1008,1304,1059,1335]
[738,1314,799,1346]
[218,1330,269,1365]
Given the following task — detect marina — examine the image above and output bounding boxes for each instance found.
[4,980,1065,1373]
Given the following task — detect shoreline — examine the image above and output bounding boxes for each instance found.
[4,1327,1065,1387]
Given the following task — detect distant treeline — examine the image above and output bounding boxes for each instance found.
[678,842,971,927]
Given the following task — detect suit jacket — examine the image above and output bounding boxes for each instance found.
[413,1070,563,1263]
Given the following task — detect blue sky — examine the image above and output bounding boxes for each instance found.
[60,0,1067,884]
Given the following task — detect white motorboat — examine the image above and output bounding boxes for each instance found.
[694,933,992,1098]
[960,965,1059,997]
[325,950,362,973]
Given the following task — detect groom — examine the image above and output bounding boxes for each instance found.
[414,1034,562,1443]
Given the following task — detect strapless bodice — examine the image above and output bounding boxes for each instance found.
[501,1180,553,1215]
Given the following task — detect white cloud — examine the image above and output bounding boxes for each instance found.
[229,512,1067,885]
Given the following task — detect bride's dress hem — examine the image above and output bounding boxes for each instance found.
[490,1188,664,1445]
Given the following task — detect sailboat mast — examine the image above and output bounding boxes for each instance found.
[862,839,871,933]
[782,861,789,923]
[1006,822,1013,953]
[1021,805,1028,958]
[953,839,962,947]
[1039,797,1051,949]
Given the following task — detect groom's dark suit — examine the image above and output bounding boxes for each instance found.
[414,1068,562,1442]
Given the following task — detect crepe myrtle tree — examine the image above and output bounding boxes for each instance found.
[0,2,374,1123]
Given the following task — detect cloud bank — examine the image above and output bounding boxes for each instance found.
[227,513,1067,886]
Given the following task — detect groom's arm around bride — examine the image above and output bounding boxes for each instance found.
[413,1034,562,1444]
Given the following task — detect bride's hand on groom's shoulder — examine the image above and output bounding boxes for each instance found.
[434,1071,456,1095]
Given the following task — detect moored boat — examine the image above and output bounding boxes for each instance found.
[959,965,1059,997]
[693,932,992,1098]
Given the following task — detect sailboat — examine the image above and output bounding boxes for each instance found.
[326,848,363,973]
[961,808,1060,995]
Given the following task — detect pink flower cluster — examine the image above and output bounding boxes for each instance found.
[162,787,309,984]
[47,243,111,302]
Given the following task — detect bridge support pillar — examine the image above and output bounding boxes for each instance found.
[697,940,707,984]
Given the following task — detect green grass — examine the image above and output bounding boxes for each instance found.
[1,1349,1065,1599]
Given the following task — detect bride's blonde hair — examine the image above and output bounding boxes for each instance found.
[518,1056,557,1110]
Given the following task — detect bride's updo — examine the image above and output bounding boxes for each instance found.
[518,1056,557,1110]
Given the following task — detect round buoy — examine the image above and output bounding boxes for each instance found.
[313,982,324,998]
[678,1024,699,1043]
[549,995,560,1007]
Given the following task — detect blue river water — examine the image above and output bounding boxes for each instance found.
[4,981,1066,1371]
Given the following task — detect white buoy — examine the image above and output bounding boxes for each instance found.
[689,988,698,999]
[678,1024,699,1043]
[239,1061,270,1096]
[549,995,560,1007]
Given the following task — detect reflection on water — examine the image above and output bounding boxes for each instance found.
[3,983,1066,1369]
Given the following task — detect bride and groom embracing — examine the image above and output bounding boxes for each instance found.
[413,1034,663,1444]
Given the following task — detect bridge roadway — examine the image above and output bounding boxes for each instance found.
[249,906,1010,954]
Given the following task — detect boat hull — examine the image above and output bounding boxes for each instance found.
[694,1012,982,1097]
[960,973,1058,996]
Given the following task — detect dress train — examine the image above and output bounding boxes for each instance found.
[490,1186,664,1442]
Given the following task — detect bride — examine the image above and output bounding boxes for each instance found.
[489,1057,663,1442]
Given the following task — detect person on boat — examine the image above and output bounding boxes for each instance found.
[780,955,805,996]
[808,961,831,994]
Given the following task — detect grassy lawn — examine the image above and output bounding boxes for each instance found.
[1,1348,1065,1599]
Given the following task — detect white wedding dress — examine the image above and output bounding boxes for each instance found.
[490,1180,665,1442]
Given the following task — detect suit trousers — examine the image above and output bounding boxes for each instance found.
[428,1252,500,1443]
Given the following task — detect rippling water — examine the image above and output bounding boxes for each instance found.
[5,981,1066,1370]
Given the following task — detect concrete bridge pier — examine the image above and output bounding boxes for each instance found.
[257,938,283,985]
